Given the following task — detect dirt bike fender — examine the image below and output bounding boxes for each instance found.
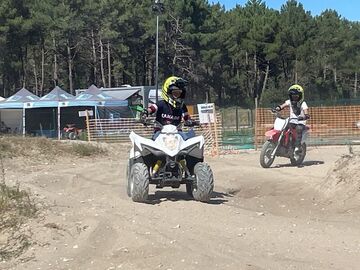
[265,129,279,140]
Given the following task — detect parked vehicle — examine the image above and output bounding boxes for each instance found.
[127,120,214,203]
[62,124,81,140]
[260,111,309,168]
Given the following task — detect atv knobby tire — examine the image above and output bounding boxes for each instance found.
[260,141,276,168]
[126,161,131,197]
[129,163,149,202]
[192,162,214,202]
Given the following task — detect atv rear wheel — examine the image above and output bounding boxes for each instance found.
[290,143,306,166]
[186,183,193,197]
[129,163,149,202]
[191,162,214,202]
[126,161,131,197]
[260,141,276,168]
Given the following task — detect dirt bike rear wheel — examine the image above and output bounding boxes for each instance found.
[290,143,306,166]
[260,141,276,168]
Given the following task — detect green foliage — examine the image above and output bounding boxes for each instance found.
[0,0,359,107]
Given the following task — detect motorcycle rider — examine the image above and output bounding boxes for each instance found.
[141,76,194,140]
[274,84,310,154]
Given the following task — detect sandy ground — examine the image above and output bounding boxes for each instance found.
[1,144,360,270]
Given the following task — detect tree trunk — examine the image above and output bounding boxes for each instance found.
[253,52,258,107]
[32,50,38,95]
[333,68,337,84]
[53,37,58,87]
[259,61,270,103]
[91,29,97,85]
[100,37,106,87]
[41,45,45,95]
[107,41,111,88]
[67,43,73,95]
[22,46,27,88]
[294,56,298,84]
[355,72,358,98]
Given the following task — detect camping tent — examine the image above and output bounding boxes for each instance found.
[26,86,75,139]
[72,84,130,119]
[0,88,40,135]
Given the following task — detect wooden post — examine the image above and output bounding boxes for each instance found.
[213,107,219,157]
[86,110,91,142]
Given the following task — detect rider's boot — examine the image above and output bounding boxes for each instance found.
[152,160,162,177]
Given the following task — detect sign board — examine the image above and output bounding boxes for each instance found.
[78,110,94,117]
[197,103,215,124]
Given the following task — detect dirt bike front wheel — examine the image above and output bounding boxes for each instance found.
[260,141,276,168]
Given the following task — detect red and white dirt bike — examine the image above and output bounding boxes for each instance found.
[260,112,309,168]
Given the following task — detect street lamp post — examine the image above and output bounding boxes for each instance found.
[152,0,164,103]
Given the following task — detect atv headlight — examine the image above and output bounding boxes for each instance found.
[163,134,179,151]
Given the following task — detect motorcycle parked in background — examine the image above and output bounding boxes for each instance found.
[260,111,309,168]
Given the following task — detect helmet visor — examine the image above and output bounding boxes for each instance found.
[290,94,300,101]
[171,88,183,98]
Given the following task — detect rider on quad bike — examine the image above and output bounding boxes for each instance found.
[273,84,310,155]
[127,76,213,203]
[141,76,194,140]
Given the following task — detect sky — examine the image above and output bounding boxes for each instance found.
[214,0,359,21]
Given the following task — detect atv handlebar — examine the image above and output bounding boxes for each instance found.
[139,118,200,128]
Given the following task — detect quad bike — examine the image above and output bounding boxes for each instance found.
[127,120,214,203]
[62,124,81,140]
[260,111,309,168]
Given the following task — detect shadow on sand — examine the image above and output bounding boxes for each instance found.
[274,160,324,168]
[146,190,231,205]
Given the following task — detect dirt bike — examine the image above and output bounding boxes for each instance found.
[62,124,81,140]
[260,111,309,168]
[126,120,214,203]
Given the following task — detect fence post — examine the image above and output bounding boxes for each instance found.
[236,106,239,132]
[86,110,91,142]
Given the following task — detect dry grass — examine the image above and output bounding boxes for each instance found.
[0,136,108,260]
[0,176,37,260]
[0,136,108,159]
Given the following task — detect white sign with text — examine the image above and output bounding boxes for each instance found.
[197,103,215,124]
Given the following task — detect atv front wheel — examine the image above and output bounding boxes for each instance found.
[260,141,276,168]
[129,163,149,202]
[191,162,214,202]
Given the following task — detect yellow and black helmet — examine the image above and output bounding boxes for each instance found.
[288,84,304,106]
[161,76,187,108]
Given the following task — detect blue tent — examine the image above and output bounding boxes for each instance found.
[71,84,128,107]
[0,88,40,135]
[0,88,39,109]
[26,87,76,138]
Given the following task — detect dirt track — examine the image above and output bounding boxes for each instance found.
[2,145,360,270]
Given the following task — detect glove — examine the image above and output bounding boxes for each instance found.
[140,110,148,121]
[298,114,310,121]
[184,119,194,127]
[271,105,281,113]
